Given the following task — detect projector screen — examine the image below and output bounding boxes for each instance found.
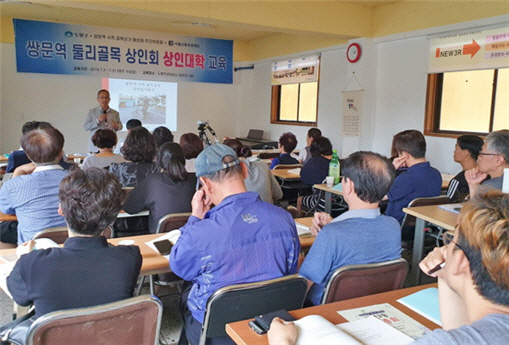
[102,78,177,132]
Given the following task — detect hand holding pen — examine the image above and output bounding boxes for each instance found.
[419,246,447,277]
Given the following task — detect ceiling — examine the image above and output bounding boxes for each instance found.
[0,1,399,41]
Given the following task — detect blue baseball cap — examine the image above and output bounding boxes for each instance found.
[195,144,240,178]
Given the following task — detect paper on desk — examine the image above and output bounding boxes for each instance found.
[295,222,312,236]
[438,204,463,214]
[145,230,181,256]
[287,168,301,175]
[338,303,431,340]
[331,183,343,192]
[337,316,414,345]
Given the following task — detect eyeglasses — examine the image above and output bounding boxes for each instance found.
[97,96,110,100]
[442,230,463,251]
[478,152,500,157]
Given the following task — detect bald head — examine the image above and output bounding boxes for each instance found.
[342,151,396,203]
[21,127,64,164]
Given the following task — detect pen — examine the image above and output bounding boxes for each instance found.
[428,262,445,275]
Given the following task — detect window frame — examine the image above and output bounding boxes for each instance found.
[424,69,502,138]
[270,81,319,127]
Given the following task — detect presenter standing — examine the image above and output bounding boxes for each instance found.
[84,89,123,152]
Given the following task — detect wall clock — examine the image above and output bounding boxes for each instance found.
[347,43,361,63]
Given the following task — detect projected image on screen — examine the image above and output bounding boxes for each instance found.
[102,78,177,132]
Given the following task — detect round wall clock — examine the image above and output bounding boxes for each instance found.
[346,43,361,63]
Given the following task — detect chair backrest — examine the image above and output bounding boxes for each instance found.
[321,258,409,304]
[273,164,302,170]
[258,152,280,160]
[32,227,69,244]
[200,275,308,345]
[155,212,191,234]
[26,295,163,345]
[401,195,453,229]
[33,226,113,244]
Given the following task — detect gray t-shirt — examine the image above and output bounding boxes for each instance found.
[82,154,125,170]
[482,175,503,190]
[412,314,509,345]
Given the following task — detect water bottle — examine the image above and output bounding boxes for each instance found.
[329,149,340,185]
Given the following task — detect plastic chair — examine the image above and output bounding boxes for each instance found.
[321,258,409,304]
[33,226,113,244]
[137,213,191,296]
[199,275,308,345]
[401,195,453,230]
[156,212,191,234]
[32,227,69,244]
[25,295,163,345]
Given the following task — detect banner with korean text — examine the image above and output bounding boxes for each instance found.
[271,55,320,85]
[13,19,233,84]
[429,27,509,73]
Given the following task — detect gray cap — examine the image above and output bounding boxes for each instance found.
[195,144,240,178]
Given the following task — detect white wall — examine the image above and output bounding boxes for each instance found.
[234,17,509,175]
[0,44,240,154]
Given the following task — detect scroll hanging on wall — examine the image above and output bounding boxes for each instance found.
[341,90,363,137]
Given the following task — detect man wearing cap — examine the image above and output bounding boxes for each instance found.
[170,144,300,345]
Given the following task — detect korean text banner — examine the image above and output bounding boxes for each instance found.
[13,19,233,84]
[271,55,320,85]
[429,27,509,73]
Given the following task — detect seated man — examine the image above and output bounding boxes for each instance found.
[0,126,68,247]
[299,151,401,305]
[416,190,509,344]
[6,121,73,173]
[170,144,300,345]
[466,130,509,195]
[269,132,300,169]
[446,135,483,202]
[385,130,442,226]
[1,167,142,344]
[268,190,509,345]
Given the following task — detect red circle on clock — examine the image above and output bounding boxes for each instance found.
[347,43,362,63]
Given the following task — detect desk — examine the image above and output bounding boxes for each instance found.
[403,205,456,286]
[0,211,17,222]
[271,169,301,181]
[313,183,343,214]
[226,283,440,345]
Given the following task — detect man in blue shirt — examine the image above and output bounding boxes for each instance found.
[0,126,67,246]
[385,130,442,227]
[170,144,300,345]
[299,151,401,305]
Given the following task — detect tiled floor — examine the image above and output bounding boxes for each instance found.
[0,284,184,345]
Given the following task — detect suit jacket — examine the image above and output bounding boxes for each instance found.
[84,106,122,152]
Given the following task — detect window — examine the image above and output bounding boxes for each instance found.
[271,81,318,126]
[425,68,509,137]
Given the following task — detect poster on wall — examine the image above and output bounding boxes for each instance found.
[271,55,320,85]
[13,19,233,84]
[341,90,363,137]
[429,27,509,73]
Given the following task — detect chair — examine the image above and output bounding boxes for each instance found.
[401,195,454,230]
[33,226,113,244]
[25,295,163,345]
[156,212,191,234]
[199,275,308,345]
[137,213,191,296]
[258,152,280,160]
[321,258,409,304]
[32,227,69,244]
